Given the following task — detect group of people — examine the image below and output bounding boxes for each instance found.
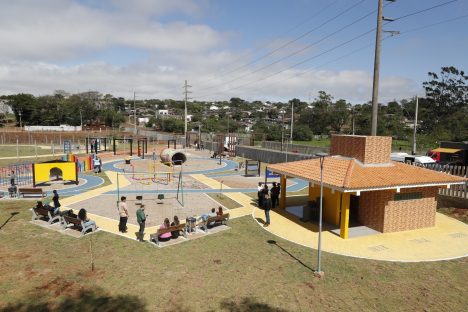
[257,182,280,227]
[118,195,226,242]
[35,189,96,230]
[118,196,150,242]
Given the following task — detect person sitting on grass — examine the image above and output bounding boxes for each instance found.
[170,216,180,239]
[78,208,97,229]
[159,218,172,241]
[216,206,224,216]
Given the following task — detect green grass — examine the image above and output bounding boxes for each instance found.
[1,201,467,311]
[0,145,54,158]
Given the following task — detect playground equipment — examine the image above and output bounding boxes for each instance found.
[160,149,187,164]
[113,137,133,156]
[137,137,148,159]
[86,137,109,154]
[0,163,33,187]
[116,166,185,210]
[123,164,172,185]
[33,160,78,186]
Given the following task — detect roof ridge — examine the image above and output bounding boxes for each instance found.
[342,159,355,188]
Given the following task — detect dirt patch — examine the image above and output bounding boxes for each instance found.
[34,277,84,299]
[438,207,468,224]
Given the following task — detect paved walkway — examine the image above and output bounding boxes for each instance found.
[52,157,468,261]
[253,207,468,262]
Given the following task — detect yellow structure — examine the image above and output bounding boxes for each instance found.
[33,161,78,186]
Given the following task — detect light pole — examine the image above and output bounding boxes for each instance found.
[315,152,328,277]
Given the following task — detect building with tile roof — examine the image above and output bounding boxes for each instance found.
[268,135,466,239]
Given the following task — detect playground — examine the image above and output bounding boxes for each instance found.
[0,136,467,311]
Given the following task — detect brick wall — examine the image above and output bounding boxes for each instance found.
[358,187,437,233]
[330,135,392,164]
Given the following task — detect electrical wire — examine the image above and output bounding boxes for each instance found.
[194,0,462,100]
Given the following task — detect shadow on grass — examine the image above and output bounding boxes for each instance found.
[268,239,314,272]
[0,289,147,312]
[0,212,19,230]
[218,297,288,312]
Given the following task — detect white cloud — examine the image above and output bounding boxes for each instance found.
[0,0,423,103]
[0,59,421,104]
[0,0,223,61]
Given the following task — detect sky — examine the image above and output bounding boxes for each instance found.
[0,0,467,104]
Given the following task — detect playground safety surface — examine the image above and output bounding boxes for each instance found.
[26,148,468,262]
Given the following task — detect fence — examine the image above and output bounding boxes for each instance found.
[262,141,329,155]
[417,163,468,199]
[0,163,33,187]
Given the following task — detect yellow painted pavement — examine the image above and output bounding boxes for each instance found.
[191,174,468,261]
[253,207,468,262]
[61,171,159,240]
[190,174,253,218]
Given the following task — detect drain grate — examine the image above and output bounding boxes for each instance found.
[449,232,468,239]
[368,245,389,252]
[409,238,430,244]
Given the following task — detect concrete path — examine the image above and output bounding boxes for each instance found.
[253,207,468,262]
[49,157,468,262]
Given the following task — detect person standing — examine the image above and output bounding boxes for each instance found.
[10,170,16,186]
[257,182,264,207]
[118,196,129,233]
[136,204,146,241]
[263,194,272,227]
[270,182,280,209]
[52,190,61,214]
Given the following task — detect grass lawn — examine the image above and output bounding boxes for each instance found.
[0,145,54,158]
[0,201,467,311]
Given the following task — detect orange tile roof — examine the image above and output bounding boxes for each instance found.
[268,157,466,191]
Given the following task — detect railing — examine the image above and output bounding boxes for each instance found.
[416,163,468,199]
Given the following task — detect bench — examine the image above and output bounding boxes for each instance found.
[150,223,187,246]
[198,213,230,233]
[19,188,46,198]
[62,215,96,236]
[31,207,61,224]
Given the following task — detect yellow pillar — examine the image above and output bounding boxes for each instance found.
[340,192,350,239]
[279,175,287,209]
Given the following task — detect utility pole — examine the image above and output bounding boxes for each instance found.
[370,0,383,136]
[183,80,192,147]
[79,109,83,129]
[133,92,137,134]
[290,101,294,144]
[18,109,22,130]
[371,0,397,135]
[412,96,419,155]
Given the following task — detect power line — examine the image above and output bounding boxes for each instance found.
[196,11,468,102]
[197,2,378,95]
[393,0,458,21]
[195,0,461,101]
[193,0,340,86]
[195,0,367,93]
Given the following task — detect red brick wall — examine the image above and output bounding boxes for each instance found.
[330,135,391,164]
[358,187,437,233]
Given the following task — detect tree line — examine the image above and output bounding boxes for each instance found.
[1,67,466,145]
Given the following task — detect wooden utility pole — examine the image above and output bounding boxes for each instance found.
[371,0,383,136]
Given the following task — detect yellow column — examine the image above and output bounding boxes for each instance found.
[340,192,350,239]
[279,175,286,209]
